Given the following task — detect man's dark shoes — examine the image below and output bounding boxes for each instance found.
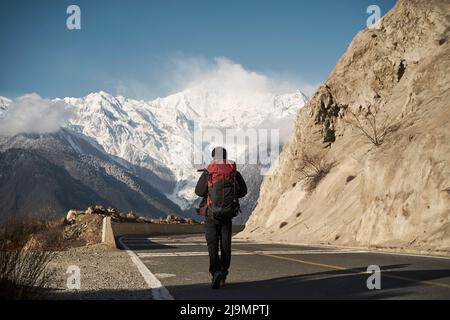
[220,278,226,287]
[211,271,222,289]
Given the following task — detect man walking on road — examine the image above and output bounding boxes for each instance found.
[195,147,247,289]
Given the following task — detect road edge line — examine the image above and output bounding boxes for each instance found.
[118,237,174,300]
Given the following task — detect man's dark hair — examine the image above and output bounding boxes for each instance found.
[211,147,227,160]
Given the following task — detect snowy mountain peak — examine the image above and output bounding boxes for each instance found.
[151,85,308,129]
[63,88,308,209]
[0,96,12,117]
[0,96,11,108]
[1,87,308,210]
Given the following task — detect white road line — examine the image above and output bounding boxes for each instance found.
[121,237,270,246]
[161,242,206,245]
[118,237,173,300]
[365,250,450,260]
[121,241,200,246]
[139,252,212,257]
[121,242,272,246]
[246,239,450,260]
[254,250,369,254]
[145,237,257,243]
[137,249,368,258]
[124,236,450,260]
[145,239,256,244]
[120,243,160,246]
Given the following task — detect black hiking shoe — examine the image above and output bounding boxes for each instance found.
[211,272,222,289]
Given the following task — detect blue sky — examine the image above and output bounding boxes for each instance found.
[0,0,396,99]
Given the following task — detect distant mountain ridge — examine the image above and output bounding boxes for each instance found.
[0,87,308,221]
[63,88,307,212]
[0,131,183,220]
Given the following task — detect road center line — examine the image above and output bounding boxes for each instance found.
[234,248,450,290]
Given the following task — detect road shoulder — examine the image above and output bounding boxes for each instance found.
[44,243,152,299]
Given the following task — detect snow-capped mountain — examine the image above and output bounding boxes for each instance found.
[0,87,307,221]
[0,96,11,115]
[63,88,308,210]
[0,131,183,220]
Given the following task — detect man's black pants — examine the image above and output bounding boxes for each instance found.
[205,216,232,278]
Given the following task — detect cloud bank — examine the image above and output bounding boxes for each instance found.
[160,57,315,166]
[0,93,73,136]
[113,56,318,100]
[163,56,317,97]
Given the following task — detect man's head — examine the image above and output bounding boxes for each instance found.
[211,147,227,160]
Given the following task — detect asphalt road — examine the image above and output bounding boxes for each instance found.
[119,234,450,300]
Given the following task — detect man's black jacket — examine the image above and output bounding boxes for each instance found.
[195,170,247,198]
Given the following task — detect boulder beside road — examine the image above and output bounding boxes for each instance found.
[65,205,199,225]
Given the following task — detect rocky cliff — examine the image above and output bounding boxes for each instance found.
[239,0,450,254]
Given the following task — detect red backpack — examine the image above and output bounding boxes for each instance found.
[206,159,240,221]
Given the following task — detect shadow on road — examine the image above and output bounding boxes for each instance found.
[46,265,450,300]
[162,265,450,300]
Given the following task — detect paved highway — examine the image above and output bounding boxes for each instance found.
[118,234,450,300]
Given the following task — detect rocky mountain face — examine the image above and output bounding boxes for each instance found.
[233,163,264,224]
[239,0,450,253]
[0,131,183,220]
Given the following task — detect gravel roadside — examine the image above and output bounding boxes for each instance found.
[44,243,152,300]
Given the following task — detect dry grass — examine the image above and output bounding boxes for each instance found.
[0,250,55,299]
[294,148,335,192]
[0,215,64,299]
[0,215,66,251]
[345,107,398,146]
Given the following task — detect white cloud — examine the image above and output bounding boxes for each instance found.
[113,55,318,100]
[0,93,74,136]
[163,55,317,97]
[160,56,316,166]
[113,79,159,101]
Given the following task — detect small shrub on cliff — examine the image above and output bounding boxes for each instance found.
[345,107,398,146]
[294,149,335,192]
